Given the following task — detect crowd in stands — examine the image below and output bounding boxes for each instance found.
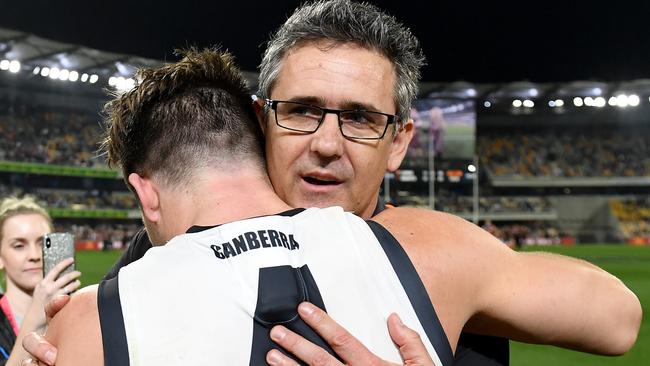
[436,195,554,215]
[479,128,650,178]
[610,197,650,245]
[0,99,106,167]
[395,190,554,216]
[481,220,564,248]
[55,222,140,248]
[1,183,139,247]
[0,184,136,210]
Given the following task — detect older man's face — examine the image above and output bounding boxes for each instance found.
[260,43,413,219]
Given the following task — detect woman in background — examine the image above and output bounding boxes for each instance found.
[0,196,80,366]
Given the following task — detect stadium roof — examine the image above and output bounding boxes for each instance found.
[0,27,160,79]
[0,27,259,90]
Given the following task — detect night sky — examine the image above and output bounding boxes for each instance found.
[1,0,649,83]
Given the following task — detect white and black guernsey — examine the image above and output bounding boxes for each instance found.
[98,207,454,366]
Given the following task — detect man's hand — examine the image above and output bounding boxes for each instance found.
[266,302,436,366]
[21,295,71,366]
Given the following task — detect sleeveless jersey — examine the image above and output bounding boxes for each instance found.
[98,207,453,366]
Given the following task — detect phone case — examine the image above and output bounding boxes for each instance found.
[42,232,75,278]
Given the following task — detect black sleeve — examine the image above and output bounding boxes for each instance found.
[103,227,153,281]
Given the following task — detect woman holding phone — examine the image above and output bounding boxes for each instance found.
[0,196,81,366]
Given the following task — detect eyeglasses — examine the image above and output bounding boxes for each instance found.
[265,99,398,140]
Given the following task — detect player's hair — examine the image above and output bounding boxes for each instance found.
[101,47,265,190]
[258,0,426,124]
[0,196,53,244]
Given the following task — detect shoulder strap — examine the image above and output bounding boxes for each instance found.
[98,277,130,366]
[366,220,454,366]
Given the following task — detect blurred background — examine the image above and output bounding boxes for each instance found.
[0,1,647,364]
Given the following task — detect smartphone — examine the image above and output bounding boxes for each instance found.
[42,232,75,278]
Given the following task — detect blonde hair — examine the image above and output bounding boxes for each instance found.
[0,196,53,244]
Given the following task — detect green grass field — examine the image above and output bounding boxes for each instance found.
[76,245,649,365]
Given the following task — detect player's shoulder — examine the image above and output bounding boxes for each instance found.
[48,285,99,334]
[46,285,103,366]
[372,206,506,259]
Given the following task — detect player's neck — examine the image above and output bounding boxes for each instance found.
[185,169,292,227]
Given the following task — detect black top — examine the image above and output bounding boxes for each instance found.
[103,200,509,365]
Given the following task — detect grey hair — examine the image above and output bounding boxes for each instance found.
[258,0,426,124]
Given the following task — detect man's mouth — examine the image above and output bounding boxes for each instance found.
[302,175,341,186]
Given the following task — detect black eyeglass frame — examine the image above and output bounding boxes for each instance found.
[265,99,399,140]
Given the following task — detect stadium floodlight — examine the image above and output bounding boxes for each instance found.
[114,77,136,91]
[49,67,60,79]
[33,66,41,75]
[555,99,564,107]
[627,95,636,107]
[81,73,89,82]
[594,96,606,107]
[584,96,594,106]
[467,164,477,173]
[89,74,99,83]
[616,94,629,108]
[483,101,491,108]
[125,78,135,90]
[548,100,556,107]
[108,76,117,86]
[58,69,70,81]
[608,96,618,106]
[40,67,50,77]
[69,71,79,82]
[573,97,583,107]
[8,60,20,73]
[523,99,534,108]
[0,59,9,70]
[512,99,522,108]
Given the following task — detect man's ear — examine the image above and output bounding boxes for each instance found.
[252,96,268,135]
[128,173,161,223]
[387,119,415,172]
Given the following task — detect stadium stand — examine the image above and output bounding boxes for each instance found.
[610,197,650,245]
[479,128,650,179]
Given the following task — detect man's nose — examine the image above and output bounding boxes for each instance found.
[309,113,344,160]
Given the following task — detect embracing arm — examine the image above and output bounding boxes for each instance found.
[468,244,641,355]
[375,207,642,356]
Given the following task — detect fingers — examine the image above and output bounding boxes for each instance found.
[297,302,377,364]
[43,258,75,281]
[53,271,81,292]
[22,332,57,366]
[266,349,301,366]
[45,294,71,321]
[269,325,343,366]
[386,313,435,366]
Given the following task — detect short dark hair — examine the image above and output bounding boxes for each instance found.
[102,48,264,189]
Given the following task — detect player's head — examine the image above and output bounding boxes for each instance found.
[256,0,425,218]
[0,196,52,292]
[101,48,264,243]
[103,48,264,189]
